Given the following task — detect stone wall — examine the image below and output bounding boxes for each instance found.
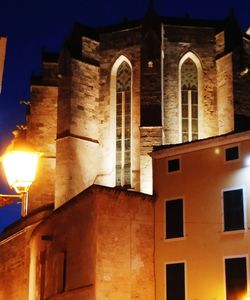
[232,44,250,117]
[82,36,100,62]
[29,194,96,300]
[215,31,225,56]
[216,52,234,134]
[140,18,162,126]
[56,56,100,207]
[163,25,218,143]
[27,85,58,211]
[98,27,141,191]
[28,185,155,300]
[0,206,53,300]
[0,230,31,300]
[95,186,155,300]
[140,127,162,194]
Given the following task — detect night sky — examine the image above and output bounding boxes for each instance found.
[0,0,249,232]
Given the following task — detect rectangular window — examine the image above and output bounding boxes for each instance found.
[223,189,244,231]
[225,146,239,161]
[166,263,185,300]
[165,199,184,239]
[225,257,247,300]
[168,158,180,173]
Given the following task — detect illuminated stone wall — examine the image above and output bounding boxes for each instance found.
[98,28,141,192]
[0,230,30,300]
[0,206,52,300]
[216,52,234,134]
[56,53,100,207]
[27,80,58,211]
[28,185,155,300]
[163,25,218,143]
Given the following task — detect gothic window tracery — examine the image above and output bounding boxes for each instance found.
[116,61,131,187]
[181,58,198,142]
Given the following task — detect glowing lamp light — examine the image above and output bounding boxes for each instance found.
[2,150,40,194]
[0,127,42,216]
[245,295,250,300]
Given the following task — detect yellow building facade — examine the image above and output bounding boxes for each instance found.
[152,131,250,300]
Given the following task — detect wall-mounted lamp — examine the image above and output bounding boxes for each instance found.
[0,127,42,216]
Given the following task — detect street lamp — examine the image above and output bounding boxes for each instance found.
[0,127,41,216]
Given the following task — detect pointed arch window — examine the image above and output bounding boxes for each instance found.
[116,61,131,187]
[181,58,198,142]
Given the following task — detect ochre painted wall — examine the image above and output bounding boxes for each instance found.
[153,133,250,300]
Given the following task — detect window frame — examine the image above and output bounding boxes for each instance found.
[221,187,246,233]
[115,61,132,188]
[223,255,249,300]
[164,198,185,240]
[178,52,203,143]
[224,144,240,163]
[165,261,187,300]
[110,55,133,189]
[167,157,181,174]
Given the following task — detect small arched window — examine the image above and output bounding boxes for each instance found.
[181,58,198,142]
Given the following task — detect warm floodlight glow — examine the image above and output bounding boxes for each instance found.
[214,147,220,155]
[244,295,250,300]
[245,155,250,167]
[2,150,40,193]
[0,127,42,216]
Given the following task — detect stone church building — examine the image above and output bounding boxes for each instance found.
[0,5,250,300]
[27,7,250,211]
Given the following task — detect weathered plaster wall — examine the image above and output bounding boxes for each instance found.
[28,185,155,300]
[0,206,53,300]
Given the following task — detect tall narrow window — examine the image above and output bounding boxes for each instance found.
[116,61,131,187]
[166,262,185,300]
[181,58,198,142]
[223,189,245,231]
[225,257,247,300]
[165,199,184,239]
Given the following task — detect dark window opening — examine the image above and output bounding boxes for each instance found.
[223,189,244,231]
[225,146,239,161]
[168,158,180,173]
[165,199,184,239]
[166,263,185,300]
[225,257,247,300]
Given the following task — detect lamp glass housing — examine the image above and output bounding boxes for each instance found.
[2,150,39,193]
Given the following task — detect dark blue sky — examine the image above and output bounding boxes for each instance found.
[0,0,249,232]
